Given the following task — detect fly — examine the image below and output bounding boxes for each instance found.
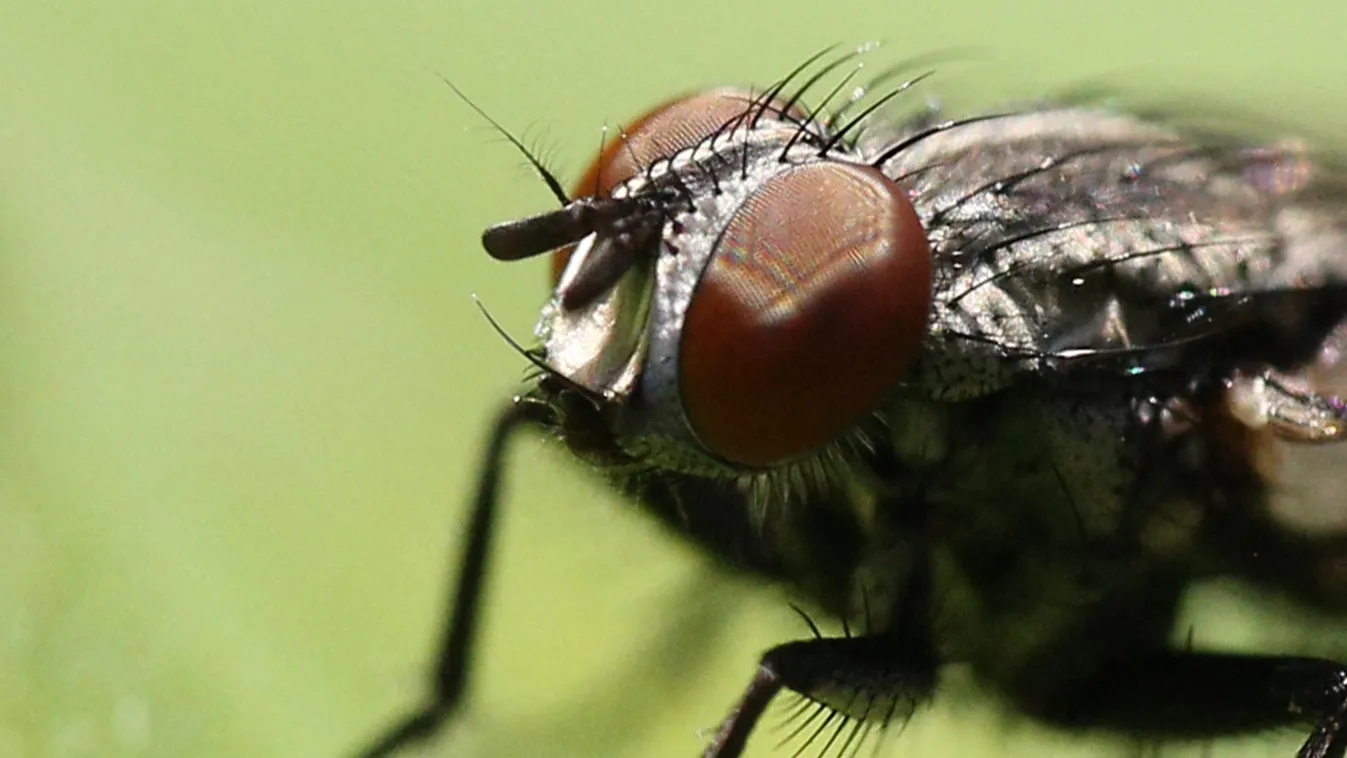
[353,46,1347,758]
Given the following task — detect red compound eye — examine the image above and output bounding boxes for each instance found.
[550,88,803,284]
[679,161,933,468]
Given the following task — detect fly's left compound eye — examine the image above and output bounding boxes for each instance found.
[679,162,933,468]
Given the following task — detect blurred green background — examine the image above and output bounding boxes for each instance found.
[5,2,1347,757]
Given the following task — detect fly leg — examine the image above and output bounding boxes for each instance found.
[704,475,940,758]
[701,629,940,758]
[1034,652,1347,758]
[351,399,543,758]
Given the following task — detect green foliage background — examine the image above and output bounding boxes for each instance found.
[4,2,1347,757]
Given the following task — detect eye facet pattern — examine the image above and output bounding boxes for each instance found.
[680,161,933,467]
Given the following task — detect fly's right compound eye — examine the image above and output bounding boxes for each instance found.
[678,161,933,468]
[550,88,807,284]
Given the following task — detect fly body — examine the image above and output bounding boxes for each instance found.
[355,49,1347,758]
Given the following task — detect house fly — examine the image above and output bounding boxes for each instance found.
[353,47,1347,758]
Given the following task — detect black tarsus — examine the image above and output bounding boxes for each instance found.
[703,664,787,758]
[350,399,547,758]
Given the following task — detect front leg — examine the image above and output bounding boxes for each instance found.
[351,400,543,758]
[703,627,940,758]
[704,469,941,758]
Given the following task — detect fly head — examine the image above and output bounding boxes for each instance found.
[481,81,937,480]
